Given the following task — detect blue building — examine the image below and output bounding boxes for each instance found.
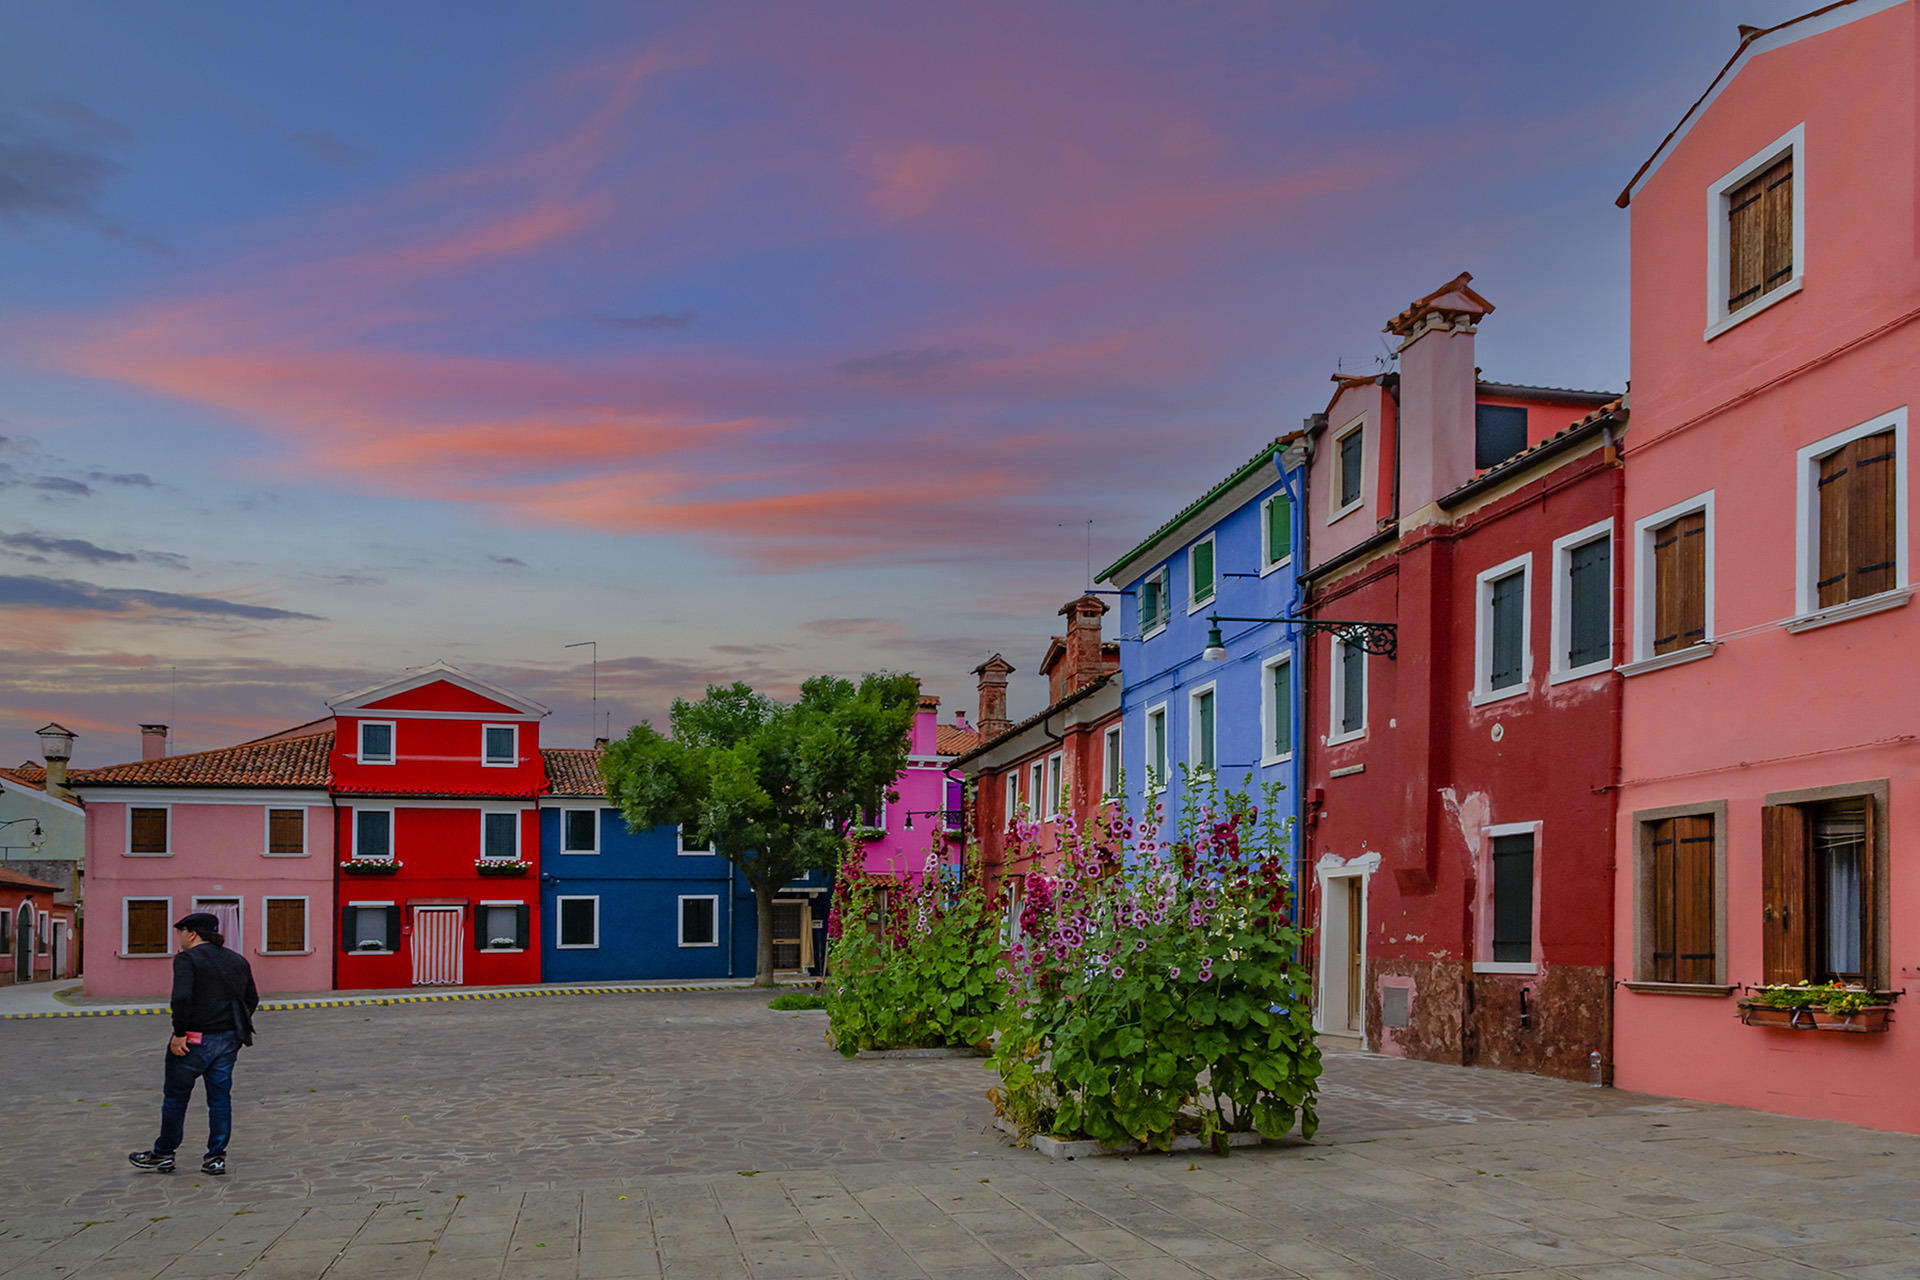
[539,747,830,982]
[1097,433,1308,880]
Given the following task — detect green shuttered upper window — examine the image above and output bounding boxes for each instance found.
[1264,494,1291,567]
[1190,537,1215,607]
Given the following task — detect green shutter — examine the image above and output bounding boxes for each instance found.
[1267,496,1292,564]
[340,906,358,954]
[1192,541,1214,603]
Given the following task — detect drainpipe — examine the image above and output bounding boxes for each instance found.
[328,790,342,993]
[727,855,736,980]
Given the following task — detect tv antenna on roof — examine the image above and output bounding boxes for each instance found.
[565,641,597,745]
[1058,519,1093,589]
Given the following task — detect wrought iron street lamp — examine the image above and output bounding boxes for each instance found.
[1201,614,1398,662]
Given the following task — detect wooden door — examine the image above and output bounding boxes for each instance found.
[1345,880,1364,1032]
[410,907,464,986]
[52,921,66,980]
[771,901,805,971]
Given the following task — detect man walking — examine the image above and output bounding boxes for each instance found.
[128,912,259,1176]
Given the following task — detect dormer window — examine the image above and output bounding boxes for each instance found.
[358,722,394,764]
[1706,125,1803,339]
[1331,420,1365,519]
[483,724,517,766]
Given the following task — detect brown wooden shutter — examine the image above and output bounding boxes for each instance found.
[1727,170,1767,310]
[267,899,304,952]
[126,900,169,955]
[1761,804,1809,985]
[268,809,304,855]
[1673,814,1716,984]
[1653,512,1707,655]
[1818,444,1853,608]
[129,808,168,854]
[1850,430,1897,602]
[1761,156,1793,294]
[1650,818,1676,982]
[1859,798,1879,988]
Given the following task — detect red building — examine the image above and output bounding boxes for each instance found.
[329,663,549,990]
[2,867,74,985]
[951,594,1123,905]
[1301,274,1624,1079]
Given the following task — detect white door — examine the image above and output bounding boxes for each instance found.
[1317,875,1366,1037]
[410,906,464,986]
[51,921,66,980]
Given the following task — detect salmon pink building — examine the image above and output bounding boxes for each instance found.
[1612,0,1920,1129]
[74,722,336,998]
[329,664,549,990]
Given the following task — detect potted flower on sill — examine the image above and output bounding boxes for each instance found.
[476,859,531,876]
[339,858,401,876]
[1738,982,1896,1033]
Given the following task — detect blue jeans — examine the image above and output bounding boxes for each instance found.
[154,1031,239,1157]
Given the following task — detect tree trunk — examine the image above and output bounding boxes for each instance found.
[753,879,776,988]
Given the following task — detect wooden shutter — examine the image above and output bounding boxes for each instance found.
[1653,511,1706,655]
[1760,156,1793,296]
[515,903,530,950]
[1728,155,1792,312]
[268,809,304,855]
[340,905,358,953]
[267,899,304,952]
[385,907,402,953]
[1761,804,1809,985]
[1673,814,1716,984]
[1850,431,1897,602]
[1267,496,1292,564]
[126,900,169,955]
[129,808,167,854]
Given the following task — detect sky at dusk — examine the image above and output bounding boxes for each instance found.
[0,0,1818,767]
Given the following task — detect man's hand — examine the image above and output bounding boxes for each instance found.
[168,1035,190,1057]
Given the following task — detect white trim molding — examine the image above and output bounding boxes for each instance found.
[558,805,601,854]
[1143,701,1170,795]
[480,723,519,768]
[351,807,395,861]
[1186,531,1218,614]
[1792,406,1908,619]
[1186,681,1218,779]
[1327,636,1366,746]
[124,802,171,858]
[554,894,601,949]
[479,809,522,862]
[1259,490,1294,577]
[1259,652,1294,768]
[1631,490,1716,664]
[678,894,720,947]
[263,805,308,858]
[1328,415,1367,524]
[356,720,397,765]
[1471,552,1533,706]
[1475,820,1543,975]
[1549,518,1615,683]
[1704,123,1805,341]
[261,895,311,954]
[1139,566,1170,639]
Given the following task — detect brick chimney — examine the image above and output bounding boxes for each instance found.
[973,654,1014,738]
[141,724,168,762]
[1386,272,1493,524]
[1052,593,1112,701]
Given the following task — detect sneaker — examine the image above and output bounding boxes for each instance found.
[128,1150,175,1173]
[201,1153,226,1177]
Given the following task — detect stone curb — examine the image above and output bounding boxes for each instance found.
[992,1114,1266,1159]
[0,981,751,1020]
[852,1045,992,1059]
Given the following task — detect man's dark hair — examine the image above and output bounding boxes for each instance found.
[173,912,224,946]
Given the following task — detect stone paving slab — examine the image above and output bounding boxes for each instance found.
[2,990,1917,1279]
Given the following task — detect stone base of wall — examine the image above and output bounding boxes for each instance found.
[1367,959,1609,1082]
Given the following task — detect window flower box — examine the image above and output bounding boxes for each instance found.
[476,860,531,876]
[339,859,400,876]
[1738,983,1895,1033]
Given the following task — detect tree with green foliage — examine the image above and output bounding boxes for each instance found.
[600,674,920,986]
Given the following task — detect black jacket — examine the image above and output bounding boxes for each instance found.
[170,943,260,1037]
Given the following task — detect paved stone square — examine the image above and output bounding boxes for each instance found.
[2,988,1916,1279]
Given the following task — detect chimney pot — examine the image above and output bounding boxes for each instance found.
[140,724,168,762]
[973,654,1014,737]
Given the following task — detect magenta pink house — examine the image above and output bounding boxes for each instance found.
[74,721,336,999]
[1612,0,1919,1131]
[849,696,977,883]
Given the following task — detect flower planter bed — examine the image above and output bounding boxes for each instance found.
[992,1115,1266,1160]
[339,861,399,876]
[476,862,531,876]
[1739,1002,1892,1033]
[853,1045,990,1060]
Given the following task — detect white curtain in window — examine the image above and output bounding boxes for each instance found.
[1817,809,1866,976]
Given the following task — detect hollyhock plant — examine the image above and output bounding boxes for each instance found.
[986,770,1319,1154]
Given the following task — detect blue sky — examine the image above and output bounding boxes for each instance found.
[0,0,1818,765]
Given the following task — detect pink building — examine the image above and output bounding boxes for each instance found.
[849,696,976,883]
[74,721,336,999]
[1613,0,1919,1130]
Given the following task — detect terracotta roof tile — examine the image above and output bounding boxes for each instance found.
[0,762,47,790]
[543,747,607,797]
[70,728,333,789]
[0,867,62,893]
[935,724,980,757]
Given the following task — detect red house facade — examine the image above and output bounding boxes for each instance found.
[1301,275,1624,1079]
[329,664,550,990]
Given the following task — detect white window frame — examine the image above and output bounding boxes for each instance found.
[1329,416,1366,523]
[357,720,396,765]
[479,810,521,862]
[1260,654,1293,766]
[678,894,720,948]
[559,806,600,854]
[477,899,525,951]
[1187,681,1218,778]
[125,803,171,857]
[1139,567,1170,639]
[122,896,172,958]
[1628,490,1716,667]
[481,723,518,768]
[193,896,242,948]
[1704,123,1804,341]
[1471,552,1533,706]
[1790,407,1911,627]
[263,806,307,857]
[1186,531,1217,614]
[1473,821,1543,975]
[1004,772,1021,823]
[1043,752,1063,819]
[347,900,397,954]
[261,895,311,955]
[1550,519,1615,684]
[351,807,395,861]
[676,824,715,856]
[1328,636,1367,746]
[1144,702,1169,795]
[555,895,601,950]
[1028,760,1045,817]
[1102,724,1123,798]
[1260,492,1293,575]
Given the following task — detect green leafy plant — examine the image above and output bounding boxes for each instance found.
[768,991,829,1011]
[987,770,1319,1155]
[824,819,1002,1054]
[1744,982,1886,1014]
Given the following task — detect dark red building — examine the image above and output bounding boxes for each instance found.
[329,663,549,990]
[1300,274,1625,1079]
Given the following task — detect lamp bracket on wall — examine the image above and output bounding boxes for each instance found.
[1203,614,1398,661]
